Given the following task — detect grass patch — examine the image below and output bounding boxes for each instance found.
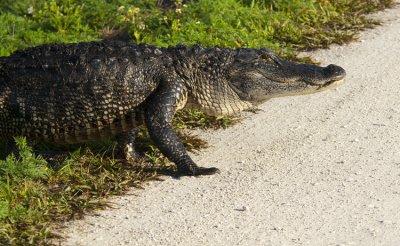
[0,0,395,244]
[0,132,207,245]
[0,0,395,57]
[0,138,155,244]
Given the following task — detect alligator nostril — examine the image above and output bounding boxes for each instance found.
[325,64,346,80]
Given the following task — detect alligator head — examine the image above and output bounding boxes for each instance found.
[228,48,346,104]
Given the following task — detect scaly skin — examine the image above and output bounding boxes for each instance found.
[0,41,346,176]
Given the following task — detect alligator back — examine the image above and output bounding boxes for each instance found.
[0,41,160,144]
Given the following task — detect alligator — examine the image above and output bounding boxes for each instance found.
[0,41,346,176]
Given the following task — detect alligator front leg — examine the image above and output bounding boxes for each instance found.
[144,80,219,176]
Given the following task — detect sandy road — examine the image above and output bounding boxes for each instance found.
[65,4,400,246]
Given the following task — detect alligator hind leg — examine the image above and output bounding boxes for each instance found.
[1,138,17,159]
[144,79,219,177]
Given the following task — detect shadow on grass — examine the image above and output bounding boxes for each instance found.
[0,118,213,245]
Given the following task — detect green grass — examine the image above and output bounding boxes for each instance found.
[0,0,395,244]
[0,138,155,244]
[0,0,394,57]
[0,132,206,245]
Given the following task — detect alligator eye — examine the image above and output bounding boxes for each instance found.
[260,54,274,62]
[260,54,282,66]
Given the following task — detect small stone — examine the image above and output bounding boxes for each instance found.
[235,206,248,211]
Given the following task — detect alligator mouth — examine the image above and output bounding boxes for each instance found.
[319,78,345,89]
[305,78,345,90]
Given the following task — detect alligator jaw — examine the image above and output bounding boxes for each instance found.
[317,78,345,90]
[266,78,346,99]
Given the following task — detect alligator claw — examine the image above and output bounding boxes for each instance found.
[176,166,220,177]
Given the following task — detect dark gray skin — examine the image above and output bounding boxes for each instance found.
[0,41,345,176]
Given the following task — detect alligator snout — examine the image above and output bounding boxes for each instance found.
[323,64,346,82]
[302,64,346,86]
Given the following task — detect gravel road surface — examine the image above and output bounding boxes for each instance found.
[64,4,400,245]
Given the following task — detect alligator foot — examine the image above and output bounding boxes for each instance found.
[115,129,142,161]
[176,165,220,177]
[40,149,70,169]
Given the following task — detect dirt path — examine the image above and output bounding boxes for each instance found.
[64,4,400,246]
